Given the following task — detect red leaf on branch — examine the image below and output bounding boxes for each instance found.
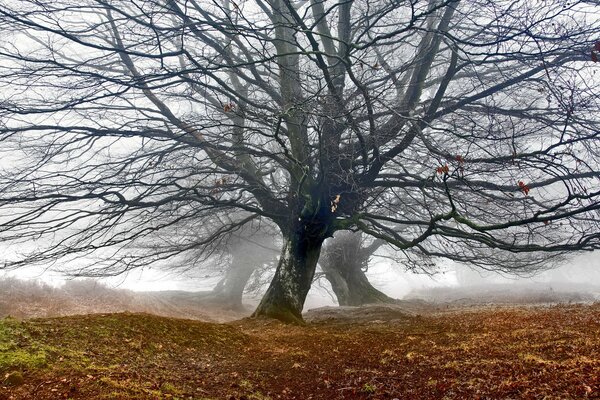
[518,180,530,195]
[595,41,600,52]
[455,155,465,164]
[436,164,450,175]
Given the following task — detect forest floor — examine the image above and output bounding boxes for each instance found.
[1,303,599,400]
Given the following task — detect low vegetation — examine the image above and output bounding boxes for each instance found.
[1,304,599,399]
[0,278,247,322]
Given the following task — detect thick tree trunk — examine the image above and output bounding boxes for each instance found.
[321,232,396,306]
[323,260,396,306]
[252,230,324,324]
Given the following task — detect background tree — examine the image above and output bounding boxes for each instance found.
[195,221,280,310]
[0,0,599,323]
[320,232,395,306]
[124,211,280,310]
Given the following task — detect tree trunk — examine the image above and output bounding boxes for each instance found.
[199,225,280,310]
[203,259,256,310]
[322,266,351,306]
[323,260,396,306]
[252,229,324,324]
[321,231,396,306]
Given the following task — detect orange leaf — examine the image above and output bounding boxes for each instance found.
[436,164,449,174]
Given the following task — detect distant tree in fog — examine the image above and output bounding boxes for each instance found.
[0,0,599,323]
[126,212,280,309]
[196,220,280,310]
[320,231,394,306]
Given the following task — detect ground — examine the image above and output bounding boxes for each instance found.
[1,303,599,400]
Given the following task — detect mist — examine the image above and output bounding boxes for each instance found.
[2,248,598,321]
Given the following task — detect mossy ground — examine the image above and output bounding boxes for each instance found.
[1,305,600,399]
[0,318,49,373]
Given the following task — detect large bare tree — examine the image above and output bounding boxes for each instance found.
[0,0,599,323]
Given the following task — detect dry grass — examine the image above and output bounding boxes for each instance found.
[0,278,247,322]
[0,304,599,399]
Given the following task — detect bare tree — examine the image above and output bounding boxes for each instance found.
[320,231,396,306]
[196,220,280,310]
[0,0,599,323]
[126,211,280,309]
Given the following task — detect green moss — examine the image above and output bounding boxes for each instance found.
[0,318,18,346]
[0,318,48,372]
[248,393,272,400]
[0,349,47,371]
[160,381,183,395]
[1,313,250,398]
[362,383,377,394]
[239,379,254,390]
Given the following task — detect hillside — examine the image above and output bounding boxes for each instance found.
[0,278,248,323]
[1,304,599,399]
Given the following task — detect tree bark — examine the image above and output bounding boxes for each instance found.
[323,261,396,306]
[252,229,324,324]
[321,232,396,306]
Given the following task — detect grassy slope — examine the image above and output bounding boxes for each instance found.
[1,305,600,400]
[0,278,249,322]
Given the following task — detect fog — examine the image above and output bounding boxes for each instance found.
[2,249,598,317]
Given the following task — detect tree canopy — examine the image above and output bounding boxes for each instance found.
[0,0,599,322]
